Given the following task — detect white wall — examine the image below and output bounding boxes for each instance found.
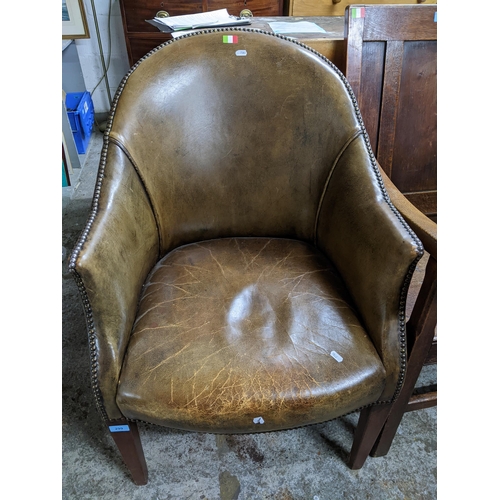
[75,0,130,115]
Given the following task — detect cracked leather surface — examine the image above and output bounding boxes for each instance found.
[117,238,386,432]
[75,144,160,419]
[316,135,421,400]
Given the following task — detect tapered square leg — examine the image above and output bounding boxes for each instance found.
[107,420,148,485]
[348,404,391,470]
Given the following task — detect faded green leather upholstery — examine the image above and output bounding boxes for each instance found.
[70,30,422,435]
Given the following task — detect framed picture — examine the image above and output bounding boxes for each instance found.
[62,0,90,39]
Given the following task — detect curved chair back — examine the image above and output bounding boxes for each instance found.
[108,30,365,254]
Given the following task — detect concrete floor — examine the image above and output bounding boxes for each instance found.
[62,132,437,500]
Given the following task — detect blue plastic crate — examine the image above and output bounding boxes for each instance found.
[65,91,94,154]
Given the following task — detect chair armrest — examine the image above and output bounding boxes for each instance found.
[316,135,423,401]
[376,161,437,260]
[377,162,438,374]
[69,142,160,421]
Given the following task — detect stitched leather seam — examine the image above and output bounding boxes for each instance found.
[68,125,160,424]
[314,129,362,246]
[108,137,163,253]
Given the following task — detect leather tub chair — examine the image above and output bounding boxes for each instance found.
[70,29,424,485]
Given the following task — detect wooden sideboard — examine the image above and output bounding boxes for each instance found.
[119,0,284,66]
[287,0,436,17]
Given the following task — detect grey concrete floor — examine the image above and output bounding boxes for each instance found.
[62,132,437,500]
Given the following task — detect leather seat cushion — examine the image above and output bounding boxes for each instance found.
[117,238,386,432]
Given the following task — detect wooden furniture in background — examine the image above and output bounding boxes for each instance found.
[344,3,437,219]
[287,0,436,17]
[119,0,284,66]
[246,16,346,71]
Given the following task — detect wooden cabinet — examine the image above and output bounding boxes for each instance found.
[119,0,284,65]
[287,0,436,17]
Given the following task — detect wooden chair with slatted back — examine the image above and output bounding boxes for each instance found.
[344,4,437,466]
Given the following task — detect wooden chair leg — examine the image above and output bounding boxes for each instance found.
[370,256,437,458]
[347,404,391,470]
[107,420,148,485]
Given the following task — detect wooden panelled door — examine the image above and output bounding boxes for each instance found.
[345,4,437,219]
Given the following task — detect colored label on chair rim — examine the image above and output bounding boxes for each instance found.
[223,35,238,44]
[352,7,365,18]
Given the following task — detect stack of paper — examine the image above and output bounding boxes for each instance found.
[268,21,327,35]
[151,9,250,32]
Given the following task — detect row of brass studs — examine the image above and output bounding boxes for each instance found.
[70,269,109,422]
